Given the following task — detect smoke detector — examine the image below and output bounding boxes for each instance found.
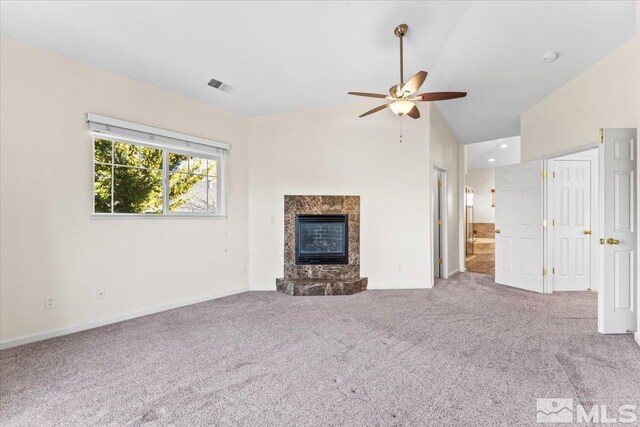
[542,51,559,63]
[207,78,234,93]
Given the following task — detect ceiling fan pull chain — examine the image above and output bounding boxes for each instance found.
[399,120,403,143]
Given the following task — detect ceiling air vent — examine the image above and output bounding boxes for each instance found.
[207,78,234,93]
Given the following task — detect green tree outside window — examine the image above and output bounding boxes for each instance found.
[93,138,218,214]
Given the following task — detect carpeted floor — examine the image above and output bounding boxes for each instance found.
[1,273,639,426]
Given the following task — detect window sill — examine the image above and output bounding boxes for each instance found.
[91,214,228,219]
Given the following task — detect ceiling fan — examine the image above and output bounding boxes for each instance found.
[348,24,467,119]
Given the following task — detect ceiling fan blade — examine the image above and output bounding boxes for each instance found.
[401,71,428,95]
[407,105,420,119]
[359,103,389,118]
[389,84,402,98]
[415,91,467,102]
[348,92,388,99]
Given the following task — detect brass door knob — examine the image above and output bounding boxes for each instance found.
[606,238,620,245]
[495,229,501,234]
[583,230,592,235]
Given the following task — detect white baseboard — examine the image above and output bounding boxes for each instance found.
[248,285,276,291]
[0,286,249,350]
[447,269,460,278]
[369,283,433,290]
[635,331,640,347]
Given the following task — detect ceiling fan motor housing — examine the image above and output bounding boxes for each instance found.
[394,24,408,37]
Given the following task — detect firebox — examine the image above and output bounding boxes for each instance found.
[295,214,348,265]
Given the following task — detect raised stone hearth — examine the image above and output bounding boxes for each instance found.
[276,278,368,296]
[276,195,368,296]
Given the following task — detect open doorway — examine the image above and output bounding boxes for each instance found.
[462,136,521,276]
[464,169,496,274]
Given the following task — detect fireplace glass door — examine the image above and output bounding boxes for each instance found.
[295,215,348,264]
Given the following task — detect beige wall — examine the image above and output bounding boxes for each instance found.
[521,38,638,161]
[248,102,444,289]
[429,105,460,276]
[465,168,495,224]
[0,38,250,345]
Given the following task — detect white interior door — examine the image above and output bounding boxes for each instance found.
[598,128,637,334]
[551,160,592,291]
[495,160,544,292]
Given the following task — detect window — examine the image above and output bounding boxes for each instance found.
[168,153,218,213]
[88,114,228,217]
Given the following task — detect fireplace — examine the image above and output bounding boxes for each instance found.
[276,195,367,296]
[295,215,348,265]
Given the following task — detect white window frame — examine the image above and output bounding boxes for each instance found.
[88,114,228,218]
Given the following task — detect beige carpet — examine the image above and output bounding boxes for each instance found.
[1,273,639,426]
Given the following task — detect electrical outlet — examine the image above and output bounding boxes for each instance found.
[45,296,56,309]
[96,288,105,300]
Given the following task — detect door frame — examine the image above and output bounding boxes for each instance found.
[543,145,599,293]
[458,144,467,273]
[432,164,449,281]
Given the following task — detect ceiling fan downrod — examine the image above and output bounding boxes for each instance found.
[394,24,408,85]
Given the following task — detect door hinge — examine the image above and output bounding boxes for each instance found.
[552,171,555,178]
[552,267,555,274]
[541,170,547,178]
[437,180,442,187]
[552,219,555,226]
[600,128,604,144]
[542,268,548,276]
[438,258,443,264]
[437,219,442,225]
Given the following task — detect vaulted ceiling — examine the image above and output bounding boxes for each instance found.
[1,1,635,144]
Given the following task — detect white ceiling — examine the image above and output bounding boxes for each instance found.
[466,136,521,170]
[0,1,635,144]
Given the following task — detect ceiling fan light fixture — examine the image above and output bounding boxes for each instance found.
[390,100,414,116]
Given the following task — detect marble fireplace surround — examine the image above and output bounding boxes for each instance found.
[276,195,368,296]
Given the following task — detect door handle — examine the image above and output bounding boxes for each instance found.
[583,230,592,235]
[495,229,501,234]
[600,238,620,245]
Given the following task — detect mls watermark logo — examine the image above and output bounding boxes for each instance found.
[537,398,574,423]
[537,398,639,423]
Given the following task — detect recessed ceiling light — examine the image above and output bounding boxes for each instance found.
[542,50,559,62]
[500,144,508,148]
[488,158,495,162]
